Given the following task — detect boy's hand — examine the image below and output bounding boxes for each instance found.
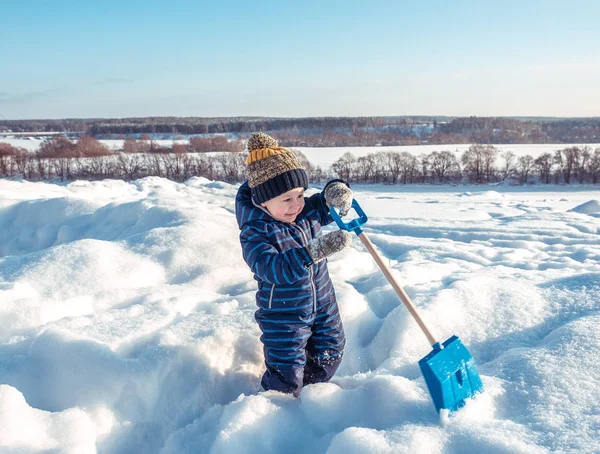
[306,230,352,264]
[324,181,353,216]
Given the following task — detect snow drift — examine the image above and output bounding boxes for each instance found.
[1,178,599,453]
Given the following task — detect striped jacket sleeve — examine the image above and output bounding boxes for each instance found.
[240,224,314,285]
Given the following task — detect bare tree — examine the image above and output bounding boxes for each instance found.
[290,148,318,181]
[575,146,591,183]
[189,136,244,153]
[123,137,151,154]
[146,153,163,177]
[39,136,78,181]
[534,153,553,184]
[420,154,430,183]
[516,155,534,184]
[181,153,195,180]
[162,153,187,181]
[228,152,247,181]
[587,148,600,184]
[310,166,326,184]
[85,155,115,179]
[331,152,356,182]
[399,151,419,184]
[373,153,388,183]
[483,145,499,182]
[461,144,485,183]
[140,134,156,153]
[382,151,402,184]
[123,138,137,154]
[356,155,376,183]
[189,136,210,153]
[429,151,459,183]
[22,152,37,179]
[76,136,111,157]
[171,143,188,154]
[35,152,47,180]
[194,155,216,179]
[0,143,17,176]
[212,153,245,182]
[117,153,146,180]
[554,147,580,184]
[499,151,517,181]
[13,148,33,179]
[211,136,230,152]
[214,154,229,181]
[462,144,498,183]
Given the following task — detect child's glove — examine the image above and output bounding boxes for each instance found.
[324,181,353,216]
[306,230,352,264]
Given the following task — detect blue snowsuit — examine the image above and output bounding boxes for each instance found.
[235,181,346,395]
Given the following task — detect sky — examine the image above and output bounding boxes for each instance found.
[1,0,600,120]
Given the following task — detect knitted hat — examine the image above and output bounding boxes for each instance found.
[246,132,308,204]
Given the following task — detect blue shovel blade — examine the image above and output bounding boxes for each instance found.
[418,335,483,413]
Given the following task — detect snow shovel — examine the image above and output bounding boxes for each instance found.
[330,200,483,413]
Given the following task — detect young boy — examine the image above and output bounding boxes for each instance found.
[235,132,353,396]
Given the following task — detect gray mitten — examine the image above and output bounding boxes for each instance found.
[324,181,353,216]
[306,230,352,264]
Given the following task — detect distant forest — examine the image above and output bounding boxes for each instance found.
[1,116,599,146]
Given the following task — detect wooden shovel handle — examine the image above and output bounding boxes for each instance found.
[358,232,439,347]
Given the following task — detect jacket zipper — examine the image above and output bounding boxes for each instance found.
[295,225,317,312]
[268,284,275,309]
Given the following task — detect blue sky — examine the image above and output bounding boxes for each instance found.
[2,0,599,119]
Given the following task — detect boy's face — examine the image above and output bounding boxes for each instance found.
[261,187,305,223]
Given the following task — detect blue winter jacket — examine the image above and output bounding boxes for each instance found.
[235,181,338,314]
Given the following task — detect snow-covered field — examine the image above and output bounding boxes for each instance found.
[1,177,599,453]
[0,138,191,153]
[298,143,600,169]
[3,137,600,169]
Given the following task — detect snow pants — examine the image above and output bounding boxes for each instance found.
[255,297,345,396]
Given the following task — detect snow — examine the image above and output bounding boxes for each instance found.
[569,199,600,216]
[296,143,600,169]
[3,137,600,167]
[1,176,600,453]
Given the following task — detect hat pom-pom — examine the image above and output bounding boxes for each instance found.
[247,132,278,152]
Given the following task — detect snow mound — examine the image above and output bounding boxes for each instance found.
[1,179,600,453]
[0,385,101,454]
[568,199,600,214]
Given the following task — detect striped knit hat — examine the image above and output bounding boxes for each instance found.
[246,132,308,204]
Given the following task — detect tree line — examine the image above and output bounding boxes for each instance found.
[0,136,246,182]
[2,116,599,145]
[0,116,423,136]
[1,136,599,185]
[328,145,600,185]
